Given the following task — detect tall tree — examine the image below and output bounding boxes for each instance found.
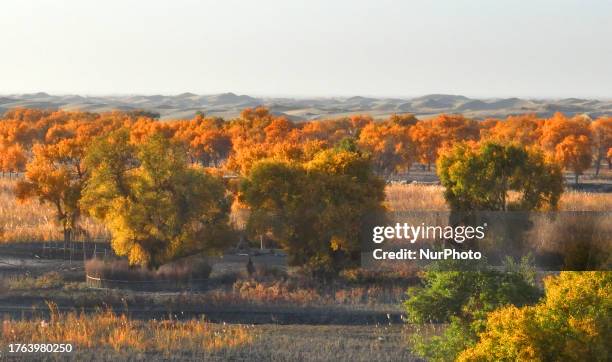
[358,121,414,177]
[437,142,563,211]
[82,131,231,268]
[590,117,612,176]
[241,147,384,272]
[554,134,593,184]
[15,139,88,243]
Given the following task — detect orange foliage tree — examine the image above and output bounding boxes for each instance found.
[15,140,89,243]
[410,114,479,170]
[0,143,27,178]
[482,114,543,145]
[590,116,612,176]
[554,135,593,184]
[358,121,414,176]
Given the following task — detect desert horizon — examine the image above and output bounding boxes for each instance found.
[2,91,612,121]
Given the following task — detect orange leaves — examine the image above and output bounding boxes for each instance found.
[408,114,480,170]
[0,107,602,182]
[590,116,612,175]
[482,114,543,145]
[409,120,441,169]
[479,112,598,182]
[591,116,612,150]
[554,135,593,183]
[264,117,293,143]
[537,113,594,182]
[0,143,27,174]
[540,112,592,151]
[358,121,414,175]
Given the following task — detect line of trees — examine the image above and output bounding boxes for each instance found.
[1,108,611,182]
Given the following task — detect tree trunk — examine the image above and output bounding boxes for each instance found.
[595,153,602,177]
[64,228,72,243]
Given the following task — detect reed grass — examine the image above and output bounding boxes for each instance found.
[0,302,254,355]
[1,178,609,243]
[385,184,612,212]
[0,178,109,243]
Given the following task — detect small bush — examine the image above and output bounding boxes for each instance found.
[339,268,419,285]
[85,257,212,282]
[7,272,63,290]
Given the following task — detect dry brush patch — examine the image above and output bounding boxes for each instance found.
[85,258,212,282]
[200,267,414,308]
[385,184,612,212]
[385,184,448,211]
[558,191,612,211]
[0,177,109,243]
[3,271,64,291]
[2,178,610,244]
[227,279,406,307]
[0,302,254,357]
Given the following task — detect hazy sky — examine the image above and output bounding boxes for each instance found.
[1,0,611,98]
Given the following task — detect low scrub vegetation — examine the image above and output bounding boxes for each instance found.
[4,271,64,290]
[404,258,611,362]
[229,278,406,306]
[85,258,212,282]
[0,178,108,243]
[405,258,541,361]
[386,183,612,212]
[0,303,254,357]
[3,179,610,244]
[459,271,611,361]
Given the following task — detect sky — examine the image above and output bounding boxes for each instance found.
[1,0,611,98]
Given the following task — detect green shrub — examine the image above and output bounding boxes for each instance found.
[405,259,540,361]
[459,272,611,361]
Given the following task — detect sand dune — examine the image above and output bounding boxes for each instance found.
[1,92,610,121]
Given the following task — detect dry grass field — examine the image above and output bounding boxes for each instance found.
[1,177,611,243]
[1,314,414,361]
[1,303,254,359]
[385,183,612,212]
[0,178,109,243]
[0,265,416,360]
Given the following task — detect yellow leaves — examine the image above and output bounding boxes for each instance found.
[127,243,150,268]
[457,305,542,362]
[83,133,232,268]
[568,316,599,338]
[329,235,346,251]
[460,272,611,361]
